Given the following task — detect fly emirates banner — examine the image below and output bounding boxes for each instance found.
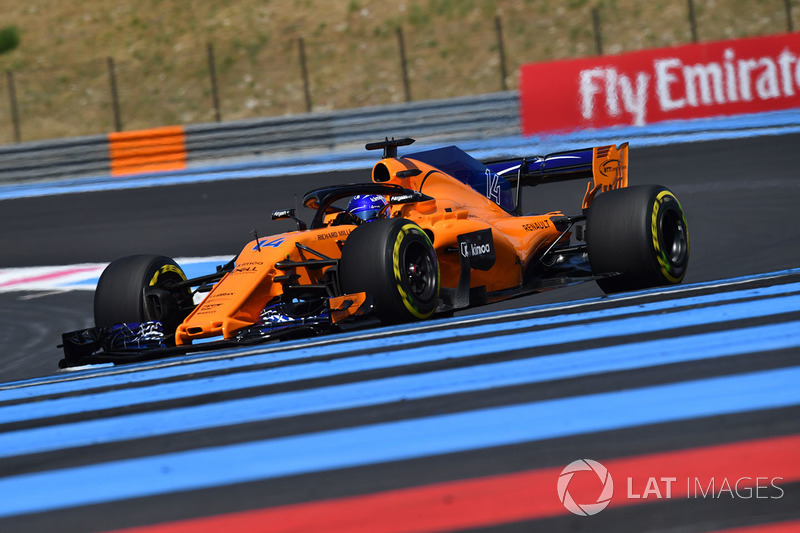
[519,33,800,135]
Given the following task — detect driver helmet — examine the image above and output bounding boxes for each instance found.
[346,194,387,223]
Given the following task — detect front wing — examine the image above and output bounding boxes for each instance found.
[59,294,371,368]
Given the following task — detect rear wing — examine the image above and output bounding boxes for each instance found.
[485,143,629,210]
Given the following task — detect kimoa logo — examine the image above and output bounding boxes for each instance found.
[557,459,614,516]
[471,243,491,255]
[461,241,491,257]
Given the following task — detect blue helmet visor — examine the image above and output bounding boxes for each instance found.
[352,207,381,221]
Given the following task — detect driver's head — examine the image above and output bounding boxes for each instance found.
[346,194,387,223]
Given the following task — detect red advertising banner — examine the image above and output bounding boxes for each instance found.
[520,33,800,135]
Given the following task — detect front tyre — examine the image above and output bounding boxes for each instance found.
[340,218,440,323]
[94,254,193,340]
[587,185,689,294]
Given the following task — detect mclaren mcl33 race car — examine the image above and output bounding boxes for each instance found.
[60,138,689,368]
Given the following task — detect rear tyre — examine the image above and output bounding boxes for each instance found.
[340,218,440,323]
[94,254,193,338]
[587,185,689,294]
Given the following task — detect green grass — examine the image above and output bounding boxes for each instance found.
[0,26,21,55]
[0,0,795,143]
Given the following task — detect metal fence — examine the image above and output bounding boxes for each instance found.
[1,0,796,145]
[0,91,520,185]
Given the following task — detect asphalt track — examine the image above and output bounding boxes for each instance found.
[0,134,798,532]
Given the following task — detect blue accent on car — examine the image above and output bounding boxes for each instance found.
[107,322,166,351]
[406,146,516,213]
[235,302,331,341]
[485,148,595,178]
[251,237,285,251]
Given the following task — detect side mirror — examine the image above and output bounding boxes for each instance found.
[271,209,307,231]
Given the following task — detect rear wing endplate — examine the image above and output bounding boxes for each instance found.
[582,143,629,209]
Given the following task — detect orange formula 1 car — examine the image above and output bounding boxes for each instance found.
[60,138,689,367]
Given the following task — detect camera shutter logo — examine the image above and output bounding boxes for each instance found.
[557,459,614,516]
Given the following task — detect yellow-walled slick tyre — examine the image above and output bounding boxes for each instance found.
[587,185,689,294]
[340,218,440,323]
[94,254,193,341]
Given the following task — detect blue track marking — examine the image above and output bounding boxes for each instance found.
[4,268,799,394]
[2,289,800,423]
[1,291,798,423]
[1,320,797,460]
[0,364,798,518]
[2,276,799,402]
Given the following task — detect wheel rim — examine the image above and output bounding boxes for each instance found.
[403,241,437,302]
[660,208,688,266]
[144,271,191,325]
